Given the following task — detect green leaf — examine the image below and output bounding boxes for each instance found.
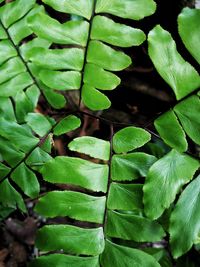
[154,110,188,152]
[0,137,25,167]
[111,152,157,181]
[26,147,52,170]
[107,183,143,211]
[0,180,26,212]
[0,40,17,65]
[87,41,131,71]
[42,156,109,192]
[174,96,200,146]
[25,113,52,136]
[143,149,200,219]
[96,0,157,20]
[82,84,111,110]
[0,0,35,28]
[39,70,81,90]
[43,0,94,20]
[113,127,151,153]
[27,47,84,71]
[91,15,145,47]
[29,254,99,267]
[0,57,26,85]
[101,240,161,267]
[11,163,39,198]
[84,63,120,90]
[35,191,106,224]
[0,72,33,97]
[28,12,89,46]
[0,163,10,181]
[148,25,200,100]
[0,118,39,152]
[170,174,200,258]
[178,8,200,64]
[68,136,110,160]
[53,115,81,136]
[36,225,105,256]
[106,210,165,242]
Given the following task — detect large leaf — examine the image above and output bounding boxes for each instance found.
[170,174,200,258]
[111,152,157,181]
[178,8,200,64]
[148,25,200,100]
[154,110,188,152]
[95,0,157,20]
[113,127,151,153]
[41,156,109,192]
[36,225,105,256]
[174,95,200,145]
[106,210,165,242]
[143,149,199,219]
[101,240,161,267]
[35,191,106,223]
[68,136,110,160]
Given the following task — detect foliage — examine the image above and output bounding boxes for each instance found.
[0,0,200,266]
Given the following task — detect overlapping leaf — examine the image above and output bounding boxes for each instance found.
[0,0,56,121]
[27,0,156,110]
[31,127,163,266]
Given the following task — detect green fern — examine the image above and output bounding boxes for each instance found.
[29,127,167,267]
[27,0,156,110]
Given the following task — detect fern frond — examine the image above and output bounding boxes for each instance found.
[27,0,157,110]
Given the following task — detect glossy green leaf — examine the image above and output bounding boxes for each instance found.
[28,12,89,46]
[84,63,120,90]
[170,174,200,258]
[91,15,145,47]
[0,118,39,152]
[0,57,26,85]
[0,98,16,122]
[148,25,200,100]
[113,126,151,153]
[25,113,52,136]
[8,5,45,45]
[0,137,25,167]
[101,240,161,267]
[11,163,39,198]
[107,183,143,211]
[43,0,94,20]
[111,152,157,181]
[0,163,10,181]
[36,225,104,256]
[42,156,109,192]
[87,41,131,71]
[0,0,35,28]
[154,110,188,152]
[143,149,200,219]
[53,115,81,136]
[29,254,99,267]
[39,70,81,90]
[35,191,106,223]
[0,180,26,212]
[82,84,111,110]
[178,8,200,64]
[26,147,52,170]
[96,0,157,20]
[106,210,165,242]
[0,40,17,65]
[174,96,200,145]
[0,72,33,97]
[68,136,110,160]
[27,47,84,71]
[42,86,66,109]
